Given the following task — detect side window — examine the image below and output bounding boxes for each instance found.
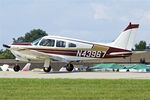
[68,43,76,48]
[39,39,55,47]
[56,40,66,47]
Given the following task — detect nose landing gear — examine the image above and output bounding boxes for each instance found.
[13,65,20,72]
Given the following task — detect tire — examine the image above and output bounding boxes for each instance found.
[66,63,74,72]
[13,65,20,72]
[43,66,51,72]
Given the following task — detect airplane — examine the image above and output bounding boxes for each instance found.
[3,22,139,72]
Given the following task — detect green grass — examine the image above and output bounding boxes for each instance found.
[0,79,150,100]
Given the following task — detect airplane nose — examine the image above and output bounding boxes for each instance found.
[3,44,10,48]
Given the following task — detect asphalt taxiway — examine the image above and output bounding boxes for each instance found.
[0,71,150,79]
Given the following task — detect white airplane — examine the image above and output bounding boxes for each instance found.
[3,22,139,72]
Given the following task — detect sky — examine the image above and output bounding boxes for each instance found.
[0,0,150,49]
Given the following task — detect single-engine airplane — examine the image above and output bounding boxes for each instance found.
[3,22,139,72]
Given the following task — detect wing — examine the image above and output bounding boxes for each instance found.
[15,48,68,62]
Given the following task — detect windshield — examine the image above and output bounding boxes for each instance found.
[32,37,42,45]
[39,39,55,47]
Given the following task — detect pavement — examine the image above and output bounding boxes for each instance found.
[0,71,150,79]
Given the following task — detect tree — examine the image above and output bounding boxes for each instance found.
[0,49,3,54]
[0,49,3,58]
[13,29,48,43]
[135,41,147,51]
[0,49,15,59]
[147,44,150,49]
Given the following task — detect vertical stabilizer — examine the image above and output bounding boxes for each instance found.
[111,22,139,50]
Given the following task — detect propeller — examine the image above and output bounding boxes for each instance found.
[3,44,10,48]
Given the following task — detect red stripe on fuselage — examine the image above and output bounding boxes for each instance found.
[12,42,32,46]
[103,47,132,58]
[29,48,77,56]
[11,42,133,59]
[28,47,131,58]
[106,47,131,54]
[104,53,132,58]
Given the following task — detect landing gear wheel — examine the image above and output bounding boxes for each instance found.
[13,65,20,72]
[43,66,51,72]
[66,63,74,72]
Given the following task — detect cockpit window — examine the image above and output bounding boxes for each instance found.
[56,40,66,47]
[39,39,55,47]
[68,43,76,48]
[32,37,42,45]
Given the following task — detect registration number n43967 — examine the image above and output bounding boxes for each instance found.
[76,50,103,58]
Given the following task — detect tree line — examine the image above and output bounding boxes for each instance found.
[0,29,149,59]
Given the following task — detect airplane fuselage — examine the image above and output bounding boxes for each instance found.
[9,36,132,62]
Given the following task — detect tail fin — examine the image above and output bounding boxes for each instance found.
[111,22,139,50]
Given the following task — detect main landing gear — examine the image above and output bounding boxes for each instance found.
[43,66,51,72]
[43,59,74,73]
[66,63,74,72]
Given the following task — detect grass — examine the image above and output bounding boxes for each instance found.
[0,79,150,100]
